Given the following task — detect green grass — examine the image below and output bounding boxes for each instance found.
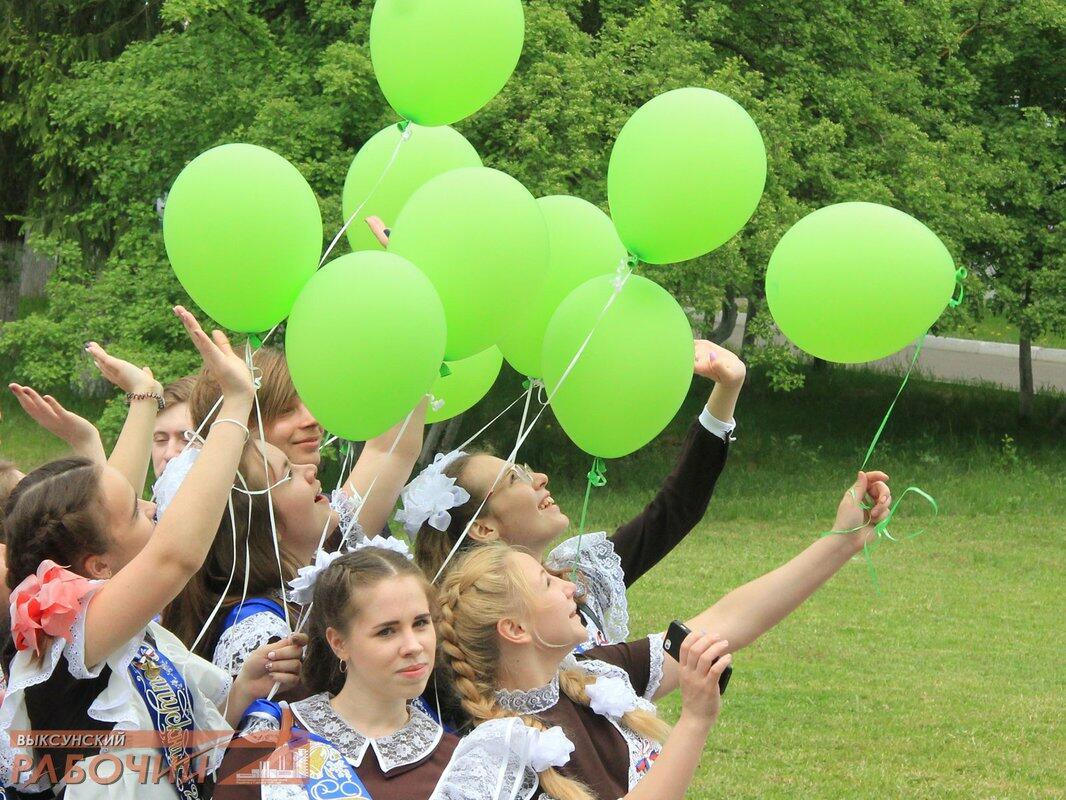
[944,314,1066,349]
[2,364,1062,797]
[526,366,1064,799]
[0,390,104,471]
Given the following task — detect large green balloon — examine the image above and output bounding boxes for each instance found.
[497,196,627,377]
[542,275,693,459]
[343,124,482,253]
[426,347,504,424]
[164,143,322,332]
[285,252,446,441]
[390,167,549,361]
[766,202,956,364]
[370,0,524,126]
[608,88,766,264]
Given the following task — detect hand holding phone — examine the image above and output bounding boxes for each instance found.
[664,619,733,695]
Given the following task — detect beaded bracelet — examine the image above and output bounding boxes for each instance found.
[125,391,164,411]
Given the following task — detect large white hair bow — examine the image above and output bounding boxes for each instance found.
[394,450,471,535]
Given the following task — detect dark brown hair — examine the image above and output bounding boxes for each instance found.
[3,458,110,589]
[412,454,488,581]
[303,548,436,696]
[162,443,302,655]
[0,460,23,532]
[189,346,298,432]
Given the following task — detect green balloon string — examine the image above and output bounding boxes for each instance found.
[569,457,608,583]
[860,334,925,471]
[837,330,943,591]
[947,267,968,309]
[822,485,939,595]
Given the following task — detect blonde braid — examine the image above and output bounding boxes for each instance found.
[436,545,595,800]
[559,670,672,744]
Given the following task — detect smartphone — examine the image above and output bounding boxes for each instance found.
[663,620,732,695]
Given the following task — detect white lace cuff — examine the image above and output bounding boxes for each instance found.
[213,611,292,679]
[699,407,737,442]
[645,633,666,700]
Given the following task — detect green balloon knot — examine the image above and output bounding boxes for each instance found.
[626,253,640,269]
[587,457,608,487]
[397,119,410,132]
[249,333,264,349]
[439,362,453,378]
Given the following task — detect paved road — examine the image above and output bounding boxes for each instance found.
[722,313,1066,393]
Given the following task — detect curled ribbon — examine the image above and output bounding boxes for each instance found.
[947,267,968,309]
[569,457,608,582]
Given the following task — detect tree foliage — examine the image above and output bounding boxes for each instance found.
[0,0,1060,419]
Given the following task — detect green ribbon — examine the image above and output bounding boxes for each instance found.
[569,457,608,582]
[823,485,939,594]
[947,267,968,309]
[860,334,925,471]
[439,362,452,378]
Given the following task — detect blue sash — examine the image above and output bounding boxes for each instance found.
[244,702,373,800]
[127,637,199,800]
[292,730,373,800]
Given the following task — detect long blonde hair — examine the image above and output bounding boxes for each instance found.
[436,543,670,800]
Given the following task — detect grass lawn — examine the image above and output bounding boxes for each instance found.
[2,362,1062,798]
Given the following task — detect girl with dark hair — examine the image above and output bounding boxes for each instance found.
[163,437,341,680]
[215,546,498,800]
[0,308,305,800]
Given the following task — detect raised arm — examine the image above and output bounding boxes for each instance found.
[610,340,745,585]
[8,384,107,463]
[85,342,162,495]
[83,307,255,667]
[652,471,892,700]
[341,396,427,536]
[624,632,731,800]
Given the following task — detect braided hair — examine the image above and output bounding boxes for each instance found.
[4,457,109,589]
[436,543,670,800]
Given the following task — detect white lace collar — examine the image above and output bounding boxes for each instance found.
[289,692,442,773]
[495,674,560,715]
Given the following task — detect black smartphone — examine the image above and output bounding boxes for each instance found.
[663,620,732,695]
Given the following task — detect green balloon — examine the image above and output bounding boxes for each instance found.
[426,347,504,424]
[390,167,549,361]
[164,143,322,332]
[370,0,524,126]
[542,275,693,459]
[766,202,957,364]
[497,196,627,377]
[343,124,482,253]
[608,88,766,264]
[285,251,446,441]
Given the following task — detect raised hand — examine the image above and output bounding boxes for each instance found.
[833,470,892,548]
[84,342,161,396]
[677,631,732,728]
[693,339,746,388]
[8,384,106,463]
[173,306,254,402]
[366,215,391,247]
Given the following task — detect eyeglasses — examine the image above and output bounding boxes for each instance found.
[485,463,536,503]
